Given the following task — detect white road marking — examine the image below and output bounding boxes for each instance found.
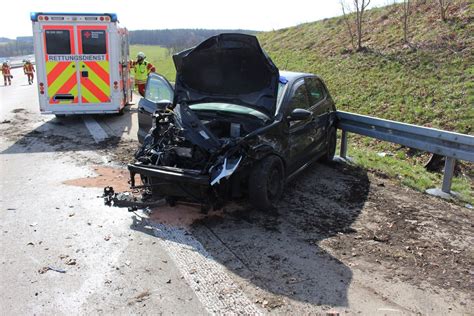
[83,117,108,143]
[152,223,262,315]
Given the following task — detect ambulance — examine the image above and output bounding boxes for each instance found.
[31,12,132,116]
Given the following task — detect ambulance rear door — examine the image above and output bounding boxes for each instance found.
[42,25,79,105]
[76,25,112,105]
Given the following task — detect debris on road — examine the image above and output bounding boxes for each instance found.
[255,297,285,309]
[65,258,76,265]
[104,235,111,241]
[38,266,66,274]
[1,120,11,124]
[127,290,151,305]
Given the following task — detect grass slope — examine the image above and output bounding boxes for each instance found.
[259,0,473,203]
[259,0,473,133]
[130,45,176,81]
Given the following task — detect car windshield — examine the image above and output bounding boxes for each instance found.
[189,82,287,120]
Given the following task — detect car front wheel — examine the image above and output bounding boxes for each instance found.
[249,155,284,210]
[321,126,337,162]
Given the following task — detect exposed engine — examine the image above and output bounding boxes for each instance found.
[134,104,262,174]
[135,111,211,171]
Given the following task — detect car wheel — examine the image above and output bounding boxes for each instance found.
[322,126,337,162]
[249,155,284,210]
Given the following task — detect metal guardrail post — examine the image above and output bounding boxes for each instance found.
[441,157,455,193]
[340,130,348,159]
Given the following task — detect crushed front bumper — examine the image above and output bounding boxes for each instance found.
[128,163,209,186]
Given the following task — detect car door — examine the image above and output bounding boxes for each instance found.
[287,79,315,171]
[305,77,330,154]
[137,73,174,143]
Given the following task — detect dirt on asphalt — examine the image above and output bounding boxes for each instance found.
[62,162,473,305]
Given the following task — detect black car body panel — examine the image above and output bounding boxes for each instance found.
[173,33,280,118]
[104,35,337,211]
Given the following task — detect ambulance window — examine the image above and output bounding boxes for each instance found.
[45,30,71,54]
[81,30,106,54]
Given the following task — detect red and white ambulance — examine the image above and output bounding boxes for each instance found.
[31,12,132,116]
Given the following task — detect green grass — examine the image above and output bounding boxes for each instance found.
[130,45,176,81]
[343,136,473,204]
[259,0,473,203]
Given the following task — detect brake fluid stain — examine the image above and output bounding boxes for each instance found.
[63,166,132,192]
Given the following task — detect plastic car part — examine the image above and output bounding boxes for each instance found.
[210,156,243,186]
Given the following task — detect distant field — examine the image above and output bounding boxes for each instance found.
[130,45,176,81]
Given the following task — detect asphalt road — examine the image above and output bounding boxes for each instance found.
[0,67,472,315]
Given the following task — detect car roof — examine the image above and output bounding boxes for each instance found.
[279,70,316,83]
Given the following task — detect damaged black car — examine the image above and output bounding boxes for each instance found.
[105,33,337,211]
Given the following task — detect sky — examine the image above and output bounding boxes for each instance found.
[1,0,396,39]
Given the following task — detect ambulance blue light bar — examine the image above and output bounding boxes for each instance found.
[30,12,118,22]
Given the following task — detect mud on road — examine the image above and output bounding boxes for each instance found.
[2,108,473,313]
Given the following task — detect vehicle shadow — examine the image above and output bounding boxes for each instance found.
[0,106,137,156]
[130,160,369,308]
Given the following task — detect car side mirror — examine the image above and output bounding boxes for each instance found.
[288,108,312,121]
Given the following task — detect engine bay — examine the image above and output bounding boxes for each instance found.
[134,104,265,174]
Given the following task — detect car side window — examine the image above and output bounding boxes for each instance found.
[306,77,326,105]
[288,81,310,110]
[145,75,173,103]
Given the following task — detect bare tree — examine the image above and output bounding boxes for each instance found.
[341,1,356,51]
[438,0,452,22]
[340,0,372,51]
[401,0,411,43]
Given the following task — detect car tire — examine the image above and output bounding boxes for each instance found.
[321,126,337,162]
[249,155,284,211]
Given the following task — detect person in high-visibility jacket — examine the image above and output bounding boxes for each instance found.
[131,52,155,97]
[23,60,35,85]
[1,62,12,86]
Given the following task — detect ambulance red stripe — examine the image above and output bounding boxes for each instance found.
[47,62,71,84]
[56,72,77,95]
[84,62,109,85]
[81,79,109,102]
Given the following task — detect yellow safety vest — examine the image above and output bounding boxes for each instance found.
[134,61,149,84]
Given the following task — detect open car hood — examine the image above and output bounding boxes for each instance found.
[173,33,280,118]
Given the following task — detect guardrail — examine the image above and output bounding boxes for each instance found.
[336,111,474,196]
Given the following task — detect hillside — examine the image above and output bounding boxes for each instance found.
[130,29,257,51]
[259,0,473,134]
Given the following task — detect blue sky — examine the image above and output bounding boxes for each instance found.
[1,0,397,39]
